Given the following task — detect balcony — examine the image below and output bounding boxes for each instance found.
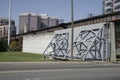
[104,0,113,4]
[114,1,120,6]
[104,5,113,10]
[114,0,120,3]
[114,5,120,12]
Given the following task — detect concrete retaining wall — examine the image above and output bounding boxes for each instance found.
[23,32,54,54]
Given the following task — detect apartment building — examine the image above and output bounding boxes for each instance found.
[0,18,16,38]
[103,0,120,14]
[19,13,59,34]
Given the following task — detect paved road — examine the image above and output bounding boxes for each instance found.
[0,62,120,80]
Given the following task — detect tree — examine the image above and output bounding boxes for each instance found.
[9,40,22,51]
[0,39,7,52]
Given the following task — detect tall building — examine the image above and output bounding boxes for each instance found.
[103,0,120,14]
[0,18,15,26]
[49,16,59,27]
[19,13,59,34]
[40,14,49,29]
[0,18,16,38]
[30,13,41,31]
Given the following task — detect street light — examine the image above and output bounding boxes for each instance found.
[71,0,74,60]
[8,0,12,51]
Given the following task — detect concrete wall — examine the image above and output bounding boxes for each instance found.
[117,48,120,55]
[23,32,54,54]
[43,23,112,60]
[22,22,116,61]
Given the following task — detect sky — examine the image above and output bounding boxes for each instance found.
[0,0,103,27]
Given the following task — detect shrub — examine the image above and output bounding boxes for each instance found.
[10,41,22,51]
[116,54,120,59]
[0,39,8,52]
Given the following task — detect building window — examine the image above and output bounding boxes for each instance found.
[106,2,112,7]
[106,8,113,13]
[114,0,120,3]
[115,5,120,10]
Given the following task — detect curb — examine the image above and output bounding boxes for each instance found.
[0,61,118,65]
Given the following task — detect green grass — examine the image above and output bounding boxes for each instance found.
[0,52,50,62]
[0,52,120,62]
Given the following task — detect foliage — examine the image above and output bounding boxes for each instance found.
[0,39,7,52]
[9,41,22,51]
[116,54,120,59]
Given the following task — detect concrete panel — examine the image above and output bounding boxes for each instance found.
[73,23,111,61]
[23,32,54,54]
[43,28,71,59]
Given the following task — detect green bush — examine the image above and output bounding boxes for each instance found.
[10,41,22,51]
[0,39,8,52]
[116,54,120,59]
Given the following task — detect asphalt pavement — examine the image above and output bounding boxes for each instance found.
[0,62,120,80]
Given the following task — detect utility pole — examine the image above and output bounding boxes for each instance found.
[71,0,74,60]
[8,0,12,51]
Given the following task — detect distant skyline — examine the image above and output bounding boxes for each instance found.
[0,0,102,26]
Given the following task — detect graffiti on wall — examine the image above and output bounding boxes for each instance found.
[43,32,70,59]
[43,23,110,61]
[73,27,107,60]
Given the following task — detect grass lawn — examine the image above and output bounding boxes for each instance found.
[0,52,120,62]
[0,52,49,62]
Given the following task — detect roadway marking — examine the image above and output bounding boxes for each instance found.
[26,78,42,80]
[0,69,72,74]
